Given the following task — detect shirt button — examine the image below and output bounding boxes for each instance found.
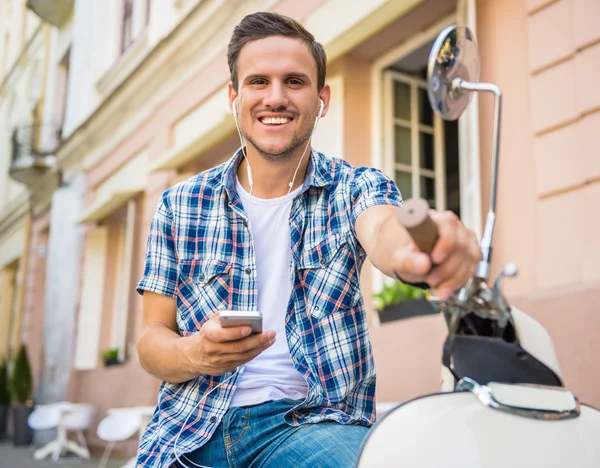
[245,267,251,275]
[243,220,248,228]
[199,273,206,282]
[320,258,326,265]
[210,416,217,423]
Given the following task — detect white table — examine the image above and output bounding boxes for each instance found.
[30,401,95,462]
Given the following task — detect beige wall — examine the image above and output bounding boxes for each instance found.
[0,265,17,359]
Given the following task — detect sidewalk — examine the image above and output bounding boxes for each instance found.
[0,441,127,468]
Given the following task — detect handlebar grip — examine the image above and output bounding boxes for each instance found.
[396,198,438,255]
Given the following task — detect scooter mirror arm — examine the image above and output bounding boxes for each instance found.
[453,79,503,282]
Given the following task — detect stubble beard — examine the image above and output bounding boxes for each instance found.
[242,126,312,163]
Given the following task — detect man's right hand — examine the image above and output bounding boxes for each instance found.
[138,292,276,384]
[180,313,276,376]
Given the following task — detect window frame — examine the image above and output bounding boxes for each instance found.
[369,11,482,326]
[382,70,447,210]
[121,0,135,53]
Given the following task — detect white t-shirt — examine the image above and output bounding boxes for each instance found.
[230,178,308,407]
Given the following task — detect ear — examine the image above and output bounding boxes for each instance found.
[317,83,331,119]
[228,82,238,118]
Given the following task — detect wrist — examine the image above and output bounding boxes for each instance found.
[175,335,203,378]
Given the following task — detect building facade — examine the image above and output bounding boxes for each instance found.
[5,0,599,454]
[0,0,51,391]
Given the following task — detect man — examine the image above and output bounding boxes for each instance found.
[136,11,480,468]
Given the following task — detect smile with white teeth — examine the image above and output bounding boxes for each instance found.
[260,117,292,125]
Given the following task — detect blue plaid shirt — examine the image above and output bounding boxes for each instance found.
[136,149,403,467]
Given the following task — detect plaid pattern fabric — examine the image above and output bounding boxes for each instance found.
[136,149,403,467]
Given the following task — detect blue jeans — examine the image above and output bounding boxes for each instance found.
[173,399,369,468]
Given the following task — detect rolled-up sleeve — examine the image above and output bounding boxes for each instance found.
[350,167,404,226]
[136,193,178,297]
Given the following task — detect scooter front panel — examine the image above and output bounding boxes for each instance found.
[358,392,600,467]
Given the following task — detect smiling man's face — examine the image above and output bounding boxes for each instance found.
[230,36,328,162]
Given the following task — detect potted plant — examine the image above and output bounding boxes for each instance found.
[9,344,33,446]
[101,348,121,367]
[373,281,435,323]
[0,359,9,440]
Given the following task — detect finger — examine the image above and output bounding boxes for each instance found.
[436,261,471,300]
[223,339,276,367]
[428,222,470,279]
[391,243,432,282]
[212,337,277,372]
[203,319,254,343]
[428,229,479,298]
[218,330,276,355]
[426,249,465,289]
[429,210,459,265]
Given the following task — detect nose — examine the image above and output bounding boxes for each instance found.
[262,81,289,110]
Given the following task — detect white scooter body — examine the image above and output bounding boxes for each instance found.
[359,392,600,468]
[359,309,600,467]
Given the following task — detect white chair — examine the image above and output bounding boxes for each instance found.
[97,410,142,468]
[28,406,61,432]
[98,406,156,468]
[28,402,96,462]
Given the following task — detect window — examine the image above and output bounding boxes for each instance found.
[383,71,456,213]
[74,199,138,369]
[53,48,70,140]
[370,14,482,327]
[74,228,108,370]
[109,200,136,362]
[121,0,151,54]
[121,0,134,53]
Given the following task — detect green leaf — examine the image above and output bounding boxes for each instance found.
[9,345,32,405]
[0,359,10,405]
[373,281,428,312]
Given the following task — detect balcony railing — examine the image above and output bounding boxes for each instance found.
[9,124,60,187]
[27,0,74,27]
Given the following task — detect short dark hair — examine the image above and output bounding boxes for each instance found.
[227,12,327,92]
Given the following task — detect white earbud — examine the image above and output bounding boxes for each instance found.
[318,99,324,119]
[232,98,238,120]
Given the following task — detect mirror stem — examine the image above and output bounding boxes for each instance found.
[453,78,503,280]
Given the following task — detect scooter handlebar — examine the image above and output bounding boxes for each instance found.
[396,198,438,255]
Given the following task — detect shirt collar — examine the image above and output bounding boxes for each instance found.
[222,147,334,202]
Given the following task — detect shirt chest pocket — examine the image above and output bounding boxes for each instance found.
[297,233,361,319]
[177,258,232,334]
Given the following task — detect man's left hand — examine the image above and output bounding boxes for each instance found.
[390,210,481,299]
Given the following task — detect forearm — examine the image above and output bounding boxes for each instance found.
[138,324,199,384]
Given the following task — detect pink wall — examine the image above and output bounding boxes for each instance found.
[478,0,600,407]
[21,211,50,392]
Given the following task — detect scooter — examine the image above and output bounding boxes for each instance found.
[357,25,600,467]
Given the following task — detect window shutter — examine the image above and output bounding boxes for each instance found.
[112,199,136,361]
[73,227,108,370]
